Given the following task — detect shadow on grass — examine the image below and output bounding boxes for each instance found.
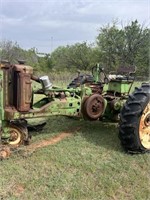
[28,116,122,153]
[80,120,122,153]
[28,116,75,136]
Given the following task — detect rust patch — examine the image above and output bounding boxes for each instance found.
[89,83,103,94]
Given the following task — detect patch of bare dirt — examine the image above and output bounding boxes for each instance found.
[27,132,72,151]
[0,146,11,160]
[25,127,80,154]
[11,184,24,197]
[0,127,81,159]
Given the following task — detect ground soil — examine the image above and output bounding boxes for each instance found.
[0,127,80,159]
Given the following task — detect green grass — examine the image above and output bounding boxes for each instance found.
[0,80,149,200]
[0,117,150,200]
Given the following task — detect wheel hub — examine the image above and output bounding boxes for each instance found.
[82,94,105,120]
[6,124,28,146]
[9,127,22,145]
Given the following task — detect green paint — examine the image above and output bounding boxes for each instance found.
[12,96,81,120]
[108,80,132,94]
[92,63,101,82]
[0,62,136,144]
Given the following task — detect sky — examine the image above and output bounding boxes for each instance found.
[0,0,149,53]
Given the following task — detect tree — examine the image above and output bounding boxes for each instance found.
[38,54,53,71]
[0,40,39,66]
[1,20,149,76]
[96,23,124,71]
[0,40,22,63]
[96,20,150,76]
[51,42,96,71]
[123,21,149,69]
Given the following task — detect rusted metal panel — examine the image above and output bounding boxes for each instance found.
[13,65,33,112]
[17,73,32,111]
[1,63,15,108]
[14,64,33,74]
[4,107,16,120]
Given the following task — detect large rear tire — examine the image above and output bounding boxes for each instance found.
[119,83,150,153]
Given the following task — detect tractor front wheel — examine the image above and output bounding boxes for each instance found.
[119,83,150,153]
[8,124,29,147]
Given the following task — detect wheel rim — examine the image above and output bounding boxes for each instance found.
[9,127,22,146]
[139,102,150,149]
[84,94,104,119]
[88,97,102,116]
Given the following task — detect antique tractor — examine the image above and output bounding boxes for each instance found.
[0,61,149,155]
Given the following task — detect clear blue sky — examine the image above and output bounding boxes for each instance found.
[0,0,149,53]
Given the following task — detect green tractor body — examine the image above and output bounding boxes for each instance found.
[108,79,132,94]
[0,61,149,154]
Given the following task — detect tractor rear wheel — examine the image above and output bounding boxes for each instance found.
[119,83,150,153]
